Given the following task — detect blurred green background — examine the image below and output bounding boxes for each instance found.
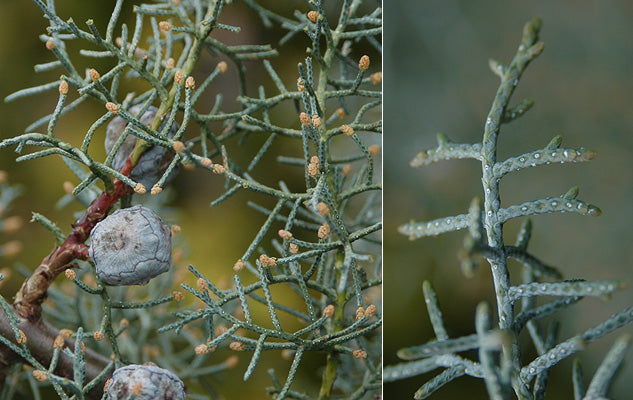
[0,1,380,399]
[385,1,633,399]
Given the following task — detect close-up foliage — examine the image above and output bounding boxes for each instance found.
[0,0,382,399]
[386,17,631,399]
[384,2,632,399]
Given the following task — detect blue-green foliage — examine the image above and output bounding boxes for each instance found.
[385,18,631,400]
[0,0,381,399]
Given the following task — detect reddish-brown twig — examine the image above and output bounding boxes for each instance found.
[14,158,135,322]
[0,158,136,398]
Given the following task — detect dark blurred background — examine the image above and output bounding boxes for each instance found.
[0,1,381,399]
[385,1,633,399]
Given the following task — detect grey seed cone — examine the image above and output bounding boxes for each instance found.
[107,363,185,400]
[89,205,172,286]
[105,104,180,188]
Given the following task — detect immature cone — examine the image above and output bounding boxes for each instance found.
[106,363,185,400]
[105,105,180,188]
[89,205,172,285]
[358,55,370,70]
[158,21,172,32]
[307,11,319,23]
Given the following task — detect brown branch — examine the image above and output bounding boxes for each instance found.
[0,311,111,399]
[0,157,136,397]
[14,159,134,322]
